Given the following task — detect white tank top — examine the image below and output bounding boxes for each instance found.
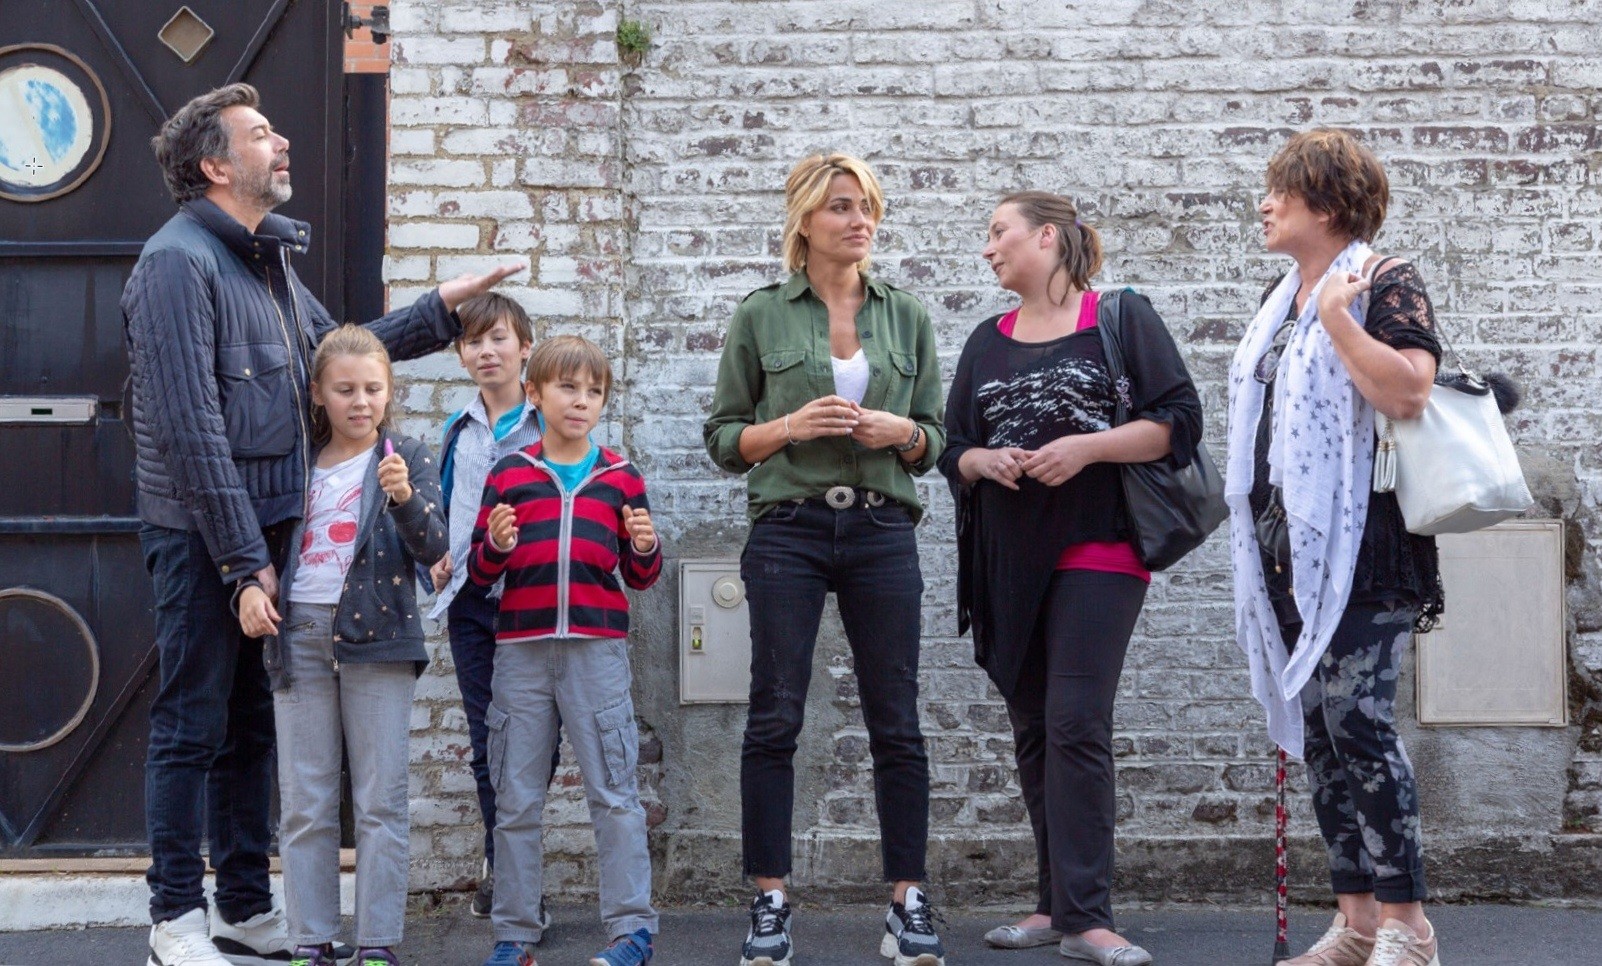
[830,348,869,405]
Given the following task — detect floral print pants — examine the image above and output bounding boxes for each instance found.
[1283,600,1428,903]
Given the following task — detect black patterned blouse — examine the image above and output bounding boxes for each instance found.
[1251,260,1446,632]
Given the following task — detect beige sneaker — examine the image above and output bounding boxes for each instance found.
[1278,913,1375,966]
[1365,918,1440,966]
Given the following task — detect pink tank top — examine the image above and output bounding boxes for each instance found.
[998,292,1151,584]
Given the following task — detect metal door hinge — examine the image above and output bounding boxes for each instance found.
[343,4,390,44]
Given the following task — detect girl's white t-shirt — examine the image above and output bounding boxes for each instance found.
[289,450,372,605]
[831,348,870,405]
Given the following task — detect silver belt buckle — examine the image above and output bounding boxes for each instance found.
[864,490,886,507]
[824,485,855,509]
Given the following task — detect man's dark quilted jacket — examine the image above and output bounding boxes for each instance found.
[121,198,458,584]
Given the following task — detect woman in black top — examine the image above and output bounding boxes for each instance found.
[940,192,1203,966]
[1227,129,1443,966]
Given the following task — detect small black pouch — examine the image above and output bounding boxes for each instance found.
[1254,486,1291,573]
[1254,487,1301,625]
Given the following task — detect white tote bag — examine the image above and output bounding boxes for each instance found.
[1372,370,1532,535]
[1366,255,1532,535]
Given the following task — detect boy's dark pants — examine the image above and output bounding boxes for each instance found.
[448,579,560,867]
[448,581,501,865]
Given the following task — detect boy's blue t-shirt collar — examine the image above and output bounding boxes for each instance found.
[543,444,600,493]
[440,400,543,508]
[492,401,531,440]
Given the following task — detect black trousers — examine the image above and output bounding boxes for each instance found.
[1006,569,1148,934]
[739,499,930,882]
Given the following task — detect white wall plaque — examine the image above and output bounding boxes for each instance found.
[1416,520,1566,726]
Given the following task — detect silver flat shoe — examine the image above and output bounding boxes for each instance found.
[984,923,1064,949]
[1059,933,1153,965]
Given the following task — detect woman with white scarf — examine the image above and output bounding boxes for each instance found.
[1227,129,1445,966]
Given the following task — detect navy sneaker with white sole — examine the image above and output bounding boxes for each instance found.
[880,886,946,966]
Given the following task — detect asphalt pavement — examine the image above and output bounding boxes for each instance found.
[1,901,1595,964]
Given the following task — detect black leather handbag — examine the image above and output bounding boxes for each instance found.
[1096,289,1228,571]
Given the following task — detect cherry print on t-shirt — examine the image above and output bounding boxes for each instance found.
[300,474,363,570]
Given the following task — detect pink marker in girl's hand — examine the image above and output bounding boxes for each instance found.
[384,439,394,457]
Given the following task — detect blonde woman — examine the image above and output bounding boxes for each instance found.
[704,153,947,966]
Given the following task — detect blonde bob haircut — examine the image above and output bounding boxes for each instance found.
[781,153,886,274]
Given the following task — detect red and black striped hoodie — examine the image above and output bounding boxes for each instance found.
[468,442,660,643]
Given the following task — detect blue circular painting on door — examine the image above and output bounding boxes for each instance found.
[0,45,111,203]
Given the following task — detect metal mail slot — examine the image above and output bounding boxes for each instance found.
[0,396,99,425]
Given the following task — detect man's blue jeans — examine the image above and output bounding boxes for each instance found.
[140,523,284,924]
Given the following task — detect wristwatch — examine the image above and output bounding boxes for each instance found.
[892,422,922,453]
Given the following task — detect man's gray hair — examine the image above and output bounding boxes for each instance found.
[151,83,260,204]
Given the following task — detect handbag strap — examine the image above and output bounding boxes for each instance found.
[1095,288,1133,427]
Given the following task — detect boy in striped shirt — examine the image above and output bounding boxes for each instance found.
[469,335,660,966]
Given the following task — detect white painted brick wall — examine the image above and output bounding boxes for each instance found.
[388,0,1602,899]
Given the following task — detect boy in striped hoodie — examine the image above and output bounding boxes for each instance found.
[469,335,661,966]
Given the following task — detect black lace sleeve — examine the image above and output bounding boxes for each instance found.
[1364,261,1442,362]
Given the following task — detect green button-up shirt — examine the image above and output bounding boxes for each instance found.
[703,270,946,522]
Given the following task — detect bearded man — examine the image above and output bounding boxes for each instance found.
[122,83,519,966]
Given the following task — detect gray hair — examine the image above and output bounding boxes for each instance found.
[151,83,260,203]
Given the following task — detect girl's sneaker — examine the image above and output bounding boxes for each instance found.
[589,928,653,966]
[289,945,341,966]
[358,948,400,966]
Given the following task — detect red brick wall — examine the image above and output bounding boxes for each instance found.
[344,2,390,74]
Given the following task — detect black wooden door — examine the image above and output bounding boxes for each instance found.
[0,0,345,857]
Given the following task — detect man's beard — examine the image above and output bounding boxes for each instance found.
[231,150,292,210]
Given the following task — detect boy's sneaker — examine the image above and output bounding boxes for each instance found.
[482,941,538,966]
[472,856,494,918]
[213,907,355,965]
[357,948,400,966]
[289,946,341,966]
[739,890,794,966]
[590,927,653,966]
[148,908,231,966]
[880,886,946,966]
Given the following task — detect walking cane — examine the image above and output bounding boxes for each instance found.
[1273,746,1290,963]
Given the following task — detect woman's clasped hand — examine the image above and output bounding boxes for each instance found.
[961,437,1101,490]
[783,393,920,451]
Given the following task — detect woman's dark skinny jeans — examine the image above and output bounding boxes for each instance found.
[739,498,930,882]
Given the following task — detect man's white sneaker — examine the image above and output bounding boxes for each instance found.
[210,907,293,965]
[148,908,231,966]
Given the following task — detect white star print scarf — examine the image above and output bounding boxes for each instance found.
[1226,240,1373,758]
